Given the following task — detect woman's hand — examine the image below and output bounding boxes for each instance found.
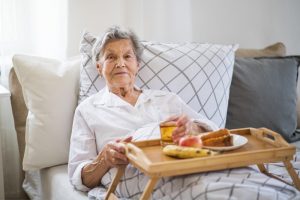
[103,136,132,168]
[81,136,132,188]
[164,114,193,144]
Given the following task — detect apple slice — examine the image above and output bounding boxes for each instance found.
[178,135,202,148]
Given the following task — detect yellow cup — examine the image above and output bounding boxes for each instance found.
[159,121,177,147]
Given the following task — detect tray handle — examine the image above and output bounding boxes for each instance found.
[258,127,289,147]
[126,143,151,166]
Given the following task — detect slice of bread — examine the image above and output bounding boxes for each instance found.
[201,129,233,147]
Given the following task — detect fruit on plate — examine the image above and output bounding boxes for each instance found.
[178,129,233,148]
[200,128,233,147]
[162,145,217,159]
[178,135,202,148]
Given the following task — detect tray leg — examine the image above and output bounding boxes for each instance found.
[283,161,300,190]
[257,163,300,190]
[105,165,126,200]
[257,163,282,182]
[257,163,268,174]
[257,163,293,186]
[140,177,159,200]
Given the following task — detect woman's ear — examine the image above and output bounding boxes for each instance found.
[96,62,103,77]
[137,62,140,70]
[135,63,140,76]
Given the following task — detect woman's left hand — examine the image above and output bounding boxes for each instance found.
[164,114,193,144]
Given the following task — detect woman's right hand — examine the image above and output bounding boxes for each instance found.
[103,136,132,168]
[81,136,132,188]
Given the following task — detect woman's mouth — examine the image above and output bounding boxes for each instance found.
[114,72,127,75]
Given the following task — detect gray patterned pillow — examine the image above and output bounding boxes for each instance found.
[79,32,237,128]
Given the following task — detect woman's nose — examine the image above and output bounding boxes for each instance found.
[116,57,125,67]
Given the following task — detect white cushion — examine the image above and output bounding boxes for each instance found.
[79,32,238,127]
[13,55,80,170]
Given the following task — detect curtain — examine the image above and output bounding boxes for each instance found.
[0,0,67,86]
[0,0,67,199]
[0,0,17,86]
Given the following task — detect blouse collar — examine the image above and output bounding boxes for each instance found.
[93,86,168,107]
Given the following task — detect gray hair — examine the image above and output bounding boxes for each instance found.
[92,26,143,64]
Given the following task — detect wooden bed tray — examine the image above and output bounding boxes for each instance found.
[105,128,300,200]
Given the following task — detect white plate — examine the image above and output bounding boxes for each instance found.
[202,134,248,151]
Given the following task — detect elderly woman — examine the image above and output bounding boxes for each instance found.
[67,26,218,198]
[68,27,298,199]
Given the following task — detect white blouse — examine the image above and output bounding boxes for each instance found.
[68,87,218,191]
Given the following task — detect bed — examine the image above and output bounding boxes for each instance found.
[9,38,300,199]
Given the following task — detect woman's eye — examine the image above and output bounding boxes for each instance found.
[125,54,133,59]
[106,55,114,60]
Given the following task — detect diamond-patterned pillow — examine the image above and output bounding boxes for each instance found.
[79,32,237,127]
[79,31,105,103]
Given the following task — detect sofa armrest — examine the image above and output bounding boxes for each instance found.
[8,67,28,163]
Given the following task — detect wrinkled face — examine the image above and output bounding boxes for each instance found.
[97,39,139,89]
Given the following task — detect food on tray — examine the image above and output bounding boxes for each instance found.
[178,135,202,148]
[201,128,233,147]
[177,128,233,148]
[162,145,217,158]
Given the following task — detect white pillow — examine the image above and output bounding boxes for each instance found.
[79,32,238,128]
[13,55,80,170]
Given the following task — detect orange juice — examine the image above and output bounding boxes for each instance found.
[159,121,177,147]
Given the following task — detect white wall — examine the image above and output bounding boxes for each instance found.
[190,0,300,53]
[66,0,300,57]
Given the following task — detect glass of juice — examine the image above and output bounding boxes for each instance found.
[159,121,177,147]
